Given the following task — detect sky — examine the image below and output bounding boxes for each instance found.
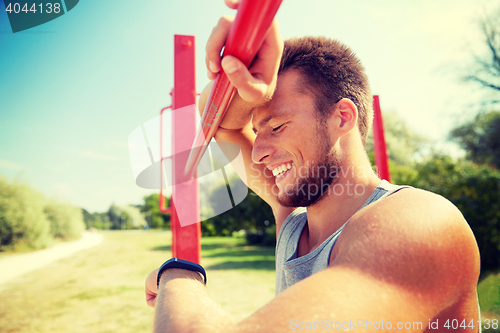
[0,0,498,213]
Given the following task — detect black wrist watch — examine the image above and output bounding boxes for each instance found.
[157,258,207,287]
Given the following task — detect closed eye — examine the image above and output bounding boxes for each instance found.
[272,124,285,133]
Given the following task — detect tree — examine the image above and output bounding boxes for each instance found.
[140,193,170,229]
[44,200,85,240]
[107,204,146,230]
[366,110,429,167]
[0,177,52,250]
[81,208,93,229]
[200,174,276,245]
[464,6,500,105]
[450,110,500,169]
[81,208,110,230]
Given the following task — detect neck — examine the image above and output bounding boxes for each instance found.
[304,153,381,250]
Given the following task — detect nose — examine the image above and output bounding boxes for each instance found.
[251,134,275,165]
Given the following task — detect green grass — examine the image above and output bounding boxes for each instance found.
[478,270,500,332]
[0,231,276,333]
[2,230,499,332]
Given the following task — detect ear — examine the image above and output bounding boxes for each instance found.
[331,98,358,135]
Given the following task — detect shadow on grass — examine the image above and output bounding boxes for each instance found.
[201,242,246,251]
[204,249,274,258]
[150,242,247,252]
[150,241,275,271]
[150,245,172,252]
[206,260,275,271]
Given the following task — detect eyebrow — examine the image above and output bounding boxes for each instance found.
[252,113,288,134]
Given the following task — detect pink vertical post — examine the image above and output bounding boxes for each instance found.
[372,95,391,182]
[171,35,201,263]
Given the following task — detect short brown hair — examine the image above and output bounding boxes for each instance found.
[279,36,372,146]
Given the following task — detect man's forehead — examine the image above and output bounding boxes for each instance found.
[251,70,311,131]
[251,106,293,133]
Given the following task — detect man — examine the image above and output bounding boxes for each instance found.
[145,2,481,332]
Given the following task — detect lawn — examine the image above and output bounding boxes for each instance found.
[478,270,500,331]
[1,230,499,332]
[0,231,276,333]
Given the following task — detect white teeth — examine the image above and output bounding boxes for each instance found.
[272,163,292,177]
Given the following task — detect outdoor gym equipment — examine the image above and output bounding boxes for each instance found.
[159,0,390,263]
[160,0,283,263]
[373,95,391,182]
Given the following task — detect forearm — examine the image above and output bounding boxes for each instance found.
[153,269,234,333]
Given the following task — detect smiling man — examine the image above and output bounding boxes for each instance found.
[144,2,481,332]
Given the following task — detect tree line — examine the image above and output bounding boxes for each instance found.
[0,177,85,251]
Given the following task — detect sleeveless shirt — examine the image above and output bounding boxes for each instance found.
[273,179,481,332]
[275,180,407,295]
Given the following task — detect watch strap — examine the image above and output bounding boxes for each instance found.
[157,258,207,286]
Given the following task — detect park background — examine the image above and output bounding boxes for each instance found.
[1,0,500,331]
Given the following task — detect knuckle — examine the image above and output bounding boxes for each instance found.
[218,15,234,26]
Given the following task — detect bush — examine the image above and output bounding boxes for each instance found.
[201,183,276,245]
[107,204,146,230]
[82,209,111,230]
[0,177,52,251]
[245,224,276,247]
[45,200,85,240]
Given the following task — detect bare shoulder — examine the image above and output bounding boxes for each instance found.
[334,187,480,305]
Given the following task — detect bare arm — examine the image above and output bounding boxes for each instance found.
[148,189,480,332]
[151,269,233,333]
[200,9,295,227]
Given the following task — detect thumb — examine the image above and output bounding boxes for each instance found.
[221,55,269,104]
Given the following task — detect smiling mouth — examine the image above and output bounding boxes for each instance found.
[272,163,292,178]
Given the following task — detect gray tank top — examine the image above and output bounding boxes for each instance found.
[274,179,481,331]
[275,180,407,295]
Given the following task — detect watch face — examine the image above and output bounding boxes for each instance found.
[4,0,80,33]
[128,106,249,227]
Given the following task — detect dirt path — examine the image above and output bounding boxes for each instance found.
[0,231,103,286]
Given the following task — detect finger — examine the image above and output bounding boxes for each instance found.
[205,16,234,79]
[248,19,283,83]
[144,268,159,305]
[224,0,239,9]
[146,292,156,308]
[221,55,270,103]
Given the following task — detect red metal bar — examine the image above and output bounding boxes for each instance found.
[183,0,283,180]
[171,35,201,263]
[160,105,172,214]
[372,95,391,182]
